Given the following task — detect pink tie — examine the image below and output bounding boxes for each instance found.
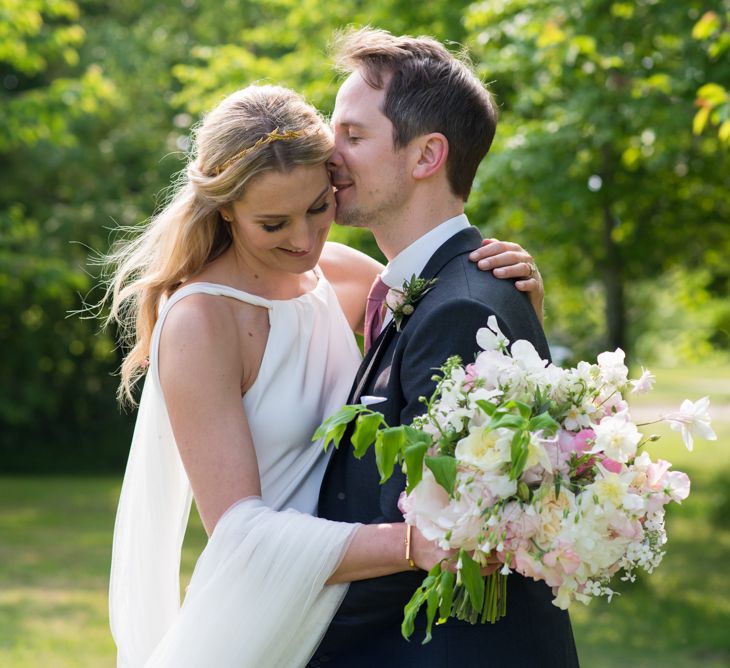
[364,275,390,352]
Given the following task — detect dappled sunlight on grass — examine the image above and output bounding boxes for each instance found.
[0,365,728,665]
[0,588,113,667]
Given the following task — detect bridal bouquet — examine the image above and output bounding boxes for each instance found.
[315,317,717,641]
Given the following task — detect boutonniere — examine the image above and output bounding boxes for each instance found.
[385,274,438,331]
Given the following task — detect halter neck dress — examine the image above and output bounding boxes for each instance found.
[110,269,363,667]
[154,272,362,514]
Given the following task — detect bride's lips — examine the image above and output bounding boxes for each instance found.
[278,248,311,257]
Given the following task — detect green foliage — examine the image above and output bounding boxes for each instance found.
[2,0,728,471]
[692,7,730,143]
[463,0,730,356]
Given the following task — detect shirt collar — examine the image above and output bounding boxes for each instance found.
[381,214,471,290]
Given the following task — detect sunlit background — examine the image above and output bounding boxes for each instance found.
[1,1,729,666]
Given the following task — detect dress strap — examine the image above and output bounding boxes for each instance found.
[163,282,273,313]
[149,282,273,377]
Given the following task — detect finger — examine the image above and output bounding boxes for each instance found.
[479,563,502,576]
[515,277,542,292]
[476,253,532,272]
[492,260,535,279]
[470,241,507,261]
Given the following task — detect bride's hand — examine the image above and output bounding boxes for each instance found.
[469,238,544,324]
[409,526,454,571]
[410,527,501,575]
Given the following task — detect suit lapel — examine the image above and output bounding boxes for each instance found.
[348,320,398,403]
[348,226,483,404]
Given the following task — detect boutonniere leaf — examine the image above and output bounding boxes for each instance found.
[385,274,438,331]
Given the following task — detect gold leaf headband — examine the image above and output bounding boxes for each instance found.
[212,128,306,176]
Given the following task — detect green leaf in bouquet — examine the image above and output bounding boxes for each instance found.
[425,455,457,495]
[532,385,553,416]
[437,428,461,455]
[403,426,433,449]
[489,413,527,430]
[404,442,429,492]
[509,430,531,480]
[528,411,560,434]
[402,563,441,641]
[459,549,484,612]
[438,568,455,622]
[352,412,385,458]
[504,399,532,420]
[424,583,440,643]
[402,589,425,641]
[313,404,367,451]
[475,399,497,416]
[375,427,405,483]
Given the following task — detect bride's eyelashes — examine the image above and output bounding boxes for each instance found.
[309,200,331,215]
[261,202,332,233]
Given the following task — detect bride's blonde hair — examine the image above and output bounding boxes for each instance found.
[103,85,333,404]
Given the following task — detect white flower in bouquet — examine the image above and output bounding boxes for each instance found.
[596,348,629,387]
[666,396,717,451]
[455,426,513,472]
[562,404,593,432]
[588,465,643,513]
[631,367,656,394]
[591,411,642,462]
[476,316,509,351]
[399,470,485,551]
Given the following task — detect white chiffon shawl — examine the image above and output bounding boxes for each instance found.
[109,284,360,667]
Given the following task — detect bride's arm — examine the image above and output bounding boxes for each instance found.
[158,293,443,579]
[320,239,545,335]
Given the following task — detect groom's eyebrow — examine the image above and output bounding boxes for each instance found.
[334,119,365,130]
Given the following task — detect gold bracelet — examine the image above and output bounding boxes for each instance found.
[405,524,416,569]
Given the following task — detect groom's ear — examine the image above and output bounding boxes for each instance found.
[411,133,449,181]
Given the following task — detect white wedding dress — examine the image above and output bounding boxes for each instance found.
[109,274,362,667]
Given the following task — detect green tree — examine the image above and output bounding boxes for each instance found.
[464,0,730,358]
[692,7,730,143]
[0,0,128,470]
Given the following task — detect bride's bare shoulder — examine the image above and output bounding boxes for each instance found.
[158,293,238,360]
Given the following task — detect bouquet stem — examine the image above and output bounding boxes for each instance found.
[453,572,508,624]
[403,566,509,642]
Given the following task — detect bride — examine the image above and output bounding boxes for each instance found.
[105,84,544,667]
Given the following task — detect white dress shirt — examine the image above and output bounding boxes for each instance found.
[379,213,471,331]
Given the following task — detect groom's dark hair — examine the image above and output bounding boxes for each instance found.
[332,27,498,202]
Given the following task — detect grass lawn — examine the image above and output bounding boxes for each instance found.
[1,365,728,667]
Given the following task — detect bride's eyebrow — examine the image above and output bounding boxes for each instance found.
[307,185,332,208]
[254,185,331,219]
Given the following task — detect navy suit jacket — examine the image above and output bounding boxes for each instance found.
[311,227,579,667]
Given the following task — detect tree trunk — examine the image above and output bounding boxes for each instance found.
[602,203,626,354]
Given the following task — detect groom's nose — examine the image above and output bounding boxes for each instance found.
[327,147,343,170]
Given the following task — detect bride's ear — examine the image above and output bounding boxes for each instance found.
[411,133,449,181]
[219,207,233,223]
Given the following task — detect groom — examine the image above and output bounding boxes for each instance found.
[313,28,579,667]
